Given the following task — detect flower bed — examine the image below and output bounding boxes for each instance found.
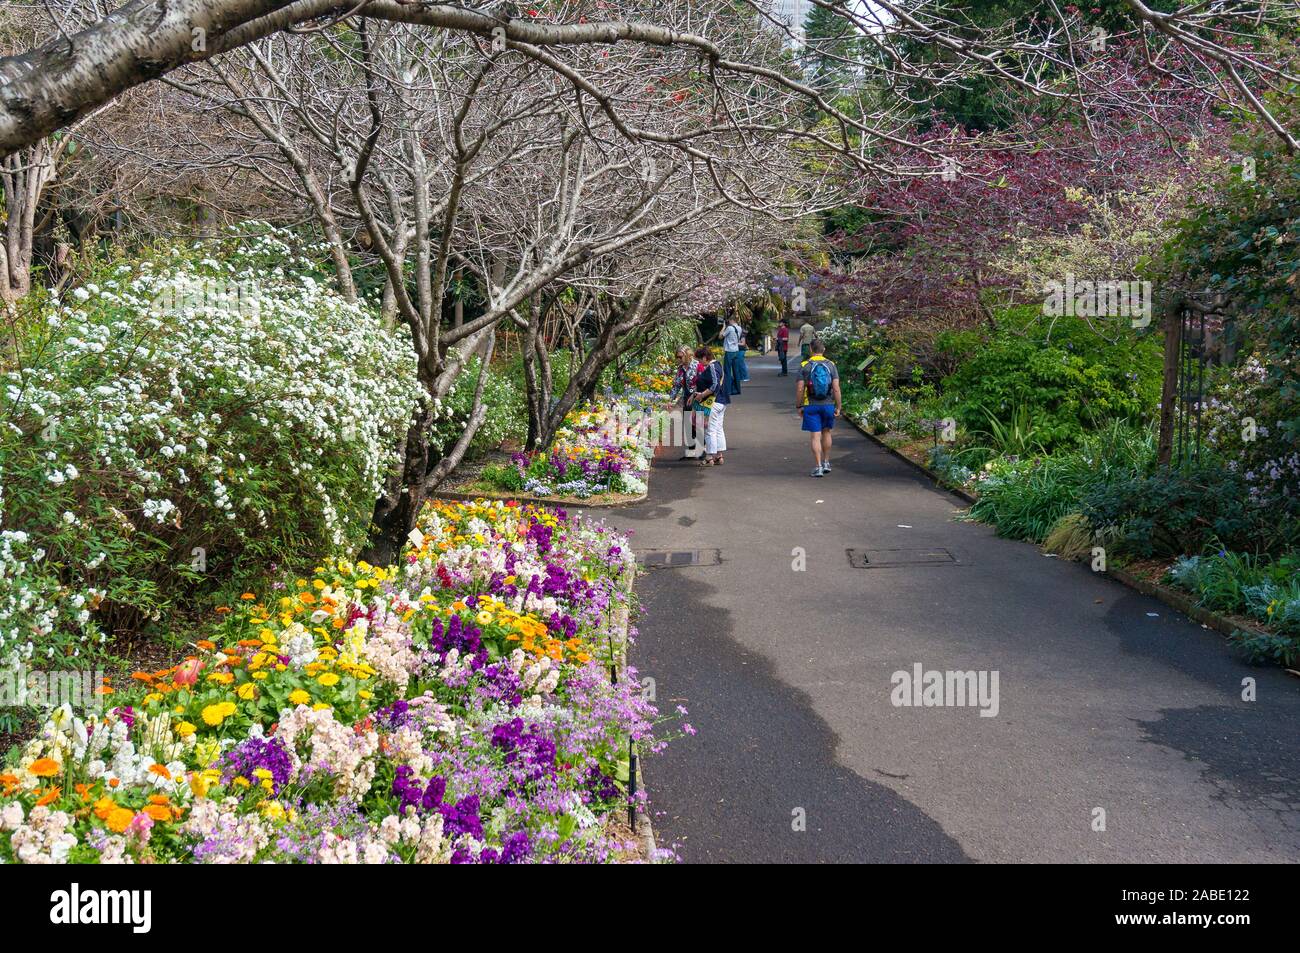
[0,500,675,864]
[480,404,652,500]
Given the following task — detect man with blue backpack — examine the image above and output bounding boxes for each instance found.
[795,339,842,478]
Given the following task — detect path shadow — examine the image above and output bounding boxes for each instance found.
[1137,705,1300,841]
[633,567,971,863]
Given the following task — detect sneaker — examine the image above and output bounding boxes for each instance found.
[821,461,831,474]
[810,466,824,478]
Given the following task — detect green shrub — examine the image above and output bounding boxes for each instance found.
[966,454,1098,541]
[433,356,527,458]
[941,312,1162,451]
[1079,464,1263,558]
[1228,629,1299,667]
[965,423,1156,542]
[1167,551,1272,615]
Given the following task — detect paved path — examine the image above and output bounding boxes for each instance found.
[599,353,1300,863]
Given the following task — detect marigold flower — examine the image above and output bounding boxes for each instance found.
[236,682,256,700]
[143,804,173,822]
[148,763,172,780]
[35,786,61,807]
[106,807,135,833]
[316,673,340,687]
[288,689,310,706]
[201,702,236,726]
[28,758,60,778]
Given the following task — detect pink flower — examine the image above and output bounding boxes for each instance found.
[175,659,202,687]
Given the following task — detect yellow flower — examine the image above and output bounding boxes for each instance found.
[288,689,310,706]
[316,672,340,687]
[311,702,331,711]
[236,682,256,700]
[200,701,237,726]
[261,800,285,820]
[358,690,373,700]
[174,721,197,738]
[252,671,268,681]
[143,692,163,706]
[205,672,234,685]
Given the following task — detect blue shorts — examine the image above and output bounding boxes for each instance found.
[801,404,835,432]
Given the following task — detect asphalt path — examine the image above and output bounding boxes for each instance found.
[594,352,1300,863]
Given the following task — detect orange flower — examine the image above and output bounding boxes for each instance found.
[240,592,257,601]
[106,807,135,833]
[28,758,60,778]
[0,773,19,794]
[143,804,172,822]
[109,778,120,788]
[214,606,232,615]
[148,794,170,806]
[35,786,61,807]
[148,764,172,781]
[75,783,92,802]
[131,672,155,684]
[196,640,216,651]
[93,797,116,820]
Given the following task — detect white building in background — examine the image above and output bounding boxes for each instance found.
[771,0,811,42]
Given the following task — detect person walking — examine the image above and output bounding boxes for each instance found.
[692,345,730,466]
[721,316,743,395]
[736,320,751,383]
[775,318,790,376]
[797,319,817,362]
[668,346,704,460]
[795,339,841,477]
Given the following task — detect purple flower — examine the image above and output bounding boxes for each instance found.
[221,736,294,793]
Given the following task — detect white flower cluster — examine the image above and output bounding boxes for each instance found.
[1,232,430,668]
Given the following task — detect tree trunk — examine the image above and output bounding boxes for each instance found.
[360,401,434,566]
[1156,298,1183,467]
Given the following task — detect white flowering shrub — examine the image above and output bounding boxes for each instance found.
[432,356,527,457]
[0,229,424,669]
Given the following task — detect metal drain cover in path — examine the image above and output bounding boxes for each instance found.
[636,549,722,569]
[847,548,957,568]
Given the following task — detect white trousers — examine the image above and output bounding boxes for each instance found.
[705,404,727,454]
